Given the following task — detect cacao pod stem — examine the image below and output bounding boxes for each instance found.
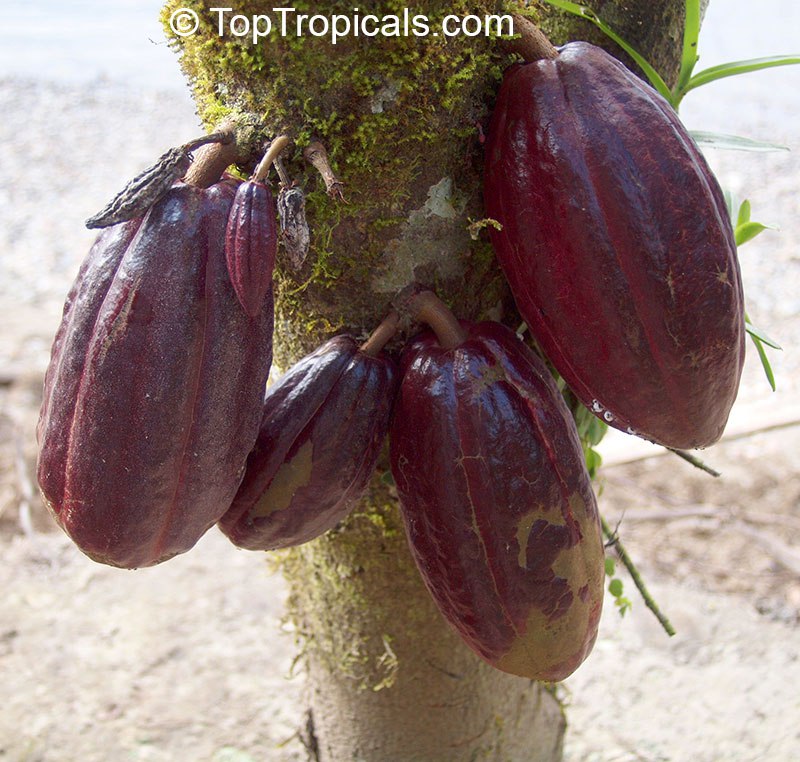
[273,156,292,187]
[181,131,234,153]
[359,311,400,357]
[504,14,559,62]
[252,135,291,183]
[184,127,239,188]
[394,283,468,349]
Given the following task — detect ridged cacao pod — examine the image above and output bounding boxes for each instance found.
[390,321,604,681]
[218,335,398,550]
[484,42,745,449]
[225,178,277,317]
[37,179,274,568]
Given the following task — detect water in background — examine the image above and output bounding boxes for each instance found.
[0,0,186,90]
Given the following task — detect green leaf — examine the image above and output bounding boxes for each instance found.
[605,557,616,576]
[690,131,790,153]
[542,0,674,104]
[736,199,752,228]
[585,416,608,447]
[584,446,603,479]
[752,336,777,392]
[615,597,632,616]
[745,322,782,350]
[675,0,701,95]
[609,578,624,597]
[745,312,778,391]
[685,55,800,94]
[735,220,776,247]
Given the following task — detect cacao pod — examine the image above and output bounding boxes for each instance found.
[390,320,604,681]
[218,335,398,551]
[225,177,277,317]
[37,179,274,568]
[484,41,745,450]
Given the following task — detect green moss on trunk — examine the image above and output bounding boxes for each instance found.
[163,0,525,367]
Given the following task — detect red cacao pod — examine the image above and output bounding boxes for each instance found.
[390,320,603,681]
[218,335,398,551]
[484,42,745,449]
[37,180,274,568]
[225,178,277,317]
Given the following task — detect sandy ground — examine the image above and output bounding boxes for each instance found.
[2,4,800,758]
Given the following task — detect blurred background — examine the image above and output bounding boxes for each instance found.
[0,2,798,760]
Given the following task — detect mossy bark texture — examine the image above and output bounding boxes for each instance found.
[162,2,689,758]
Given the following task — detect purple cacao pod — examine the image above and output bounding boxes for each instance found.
[390,321,603,681]
[484,41,745,449]
[37,179,274,568]
[225,179,277,317]
[218,335,398,550]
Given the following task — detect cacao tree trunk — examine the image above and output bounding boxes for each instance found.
[162,1,693,758]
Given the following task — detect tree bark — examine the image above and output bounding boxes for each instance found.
[162,1,692,758]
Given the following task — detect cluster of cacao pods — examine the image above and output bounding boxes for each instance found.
[37,27,745,684]
[37,133,402,571]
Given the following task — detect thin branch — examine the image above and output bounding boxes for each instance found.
[667,447,721,477]
[601,515,676,636]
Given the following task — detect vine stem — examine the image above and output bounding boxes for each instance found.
[359,311,400,356]
[601,515,676,637]
[503,14,559,62]
[393,284,468,350]
[253,135,291,183]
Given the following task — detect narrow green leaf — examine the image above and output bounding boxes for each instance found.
[736,199,752,228]
[686,55,800,93]
[745,322,782,350]
[675,0,701,94]
[735,220,776,247]
[752,335,777,391]
[605,557,616,576]
[542,0,674,104]
[690,130,790,153]
[745,311,778,391]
